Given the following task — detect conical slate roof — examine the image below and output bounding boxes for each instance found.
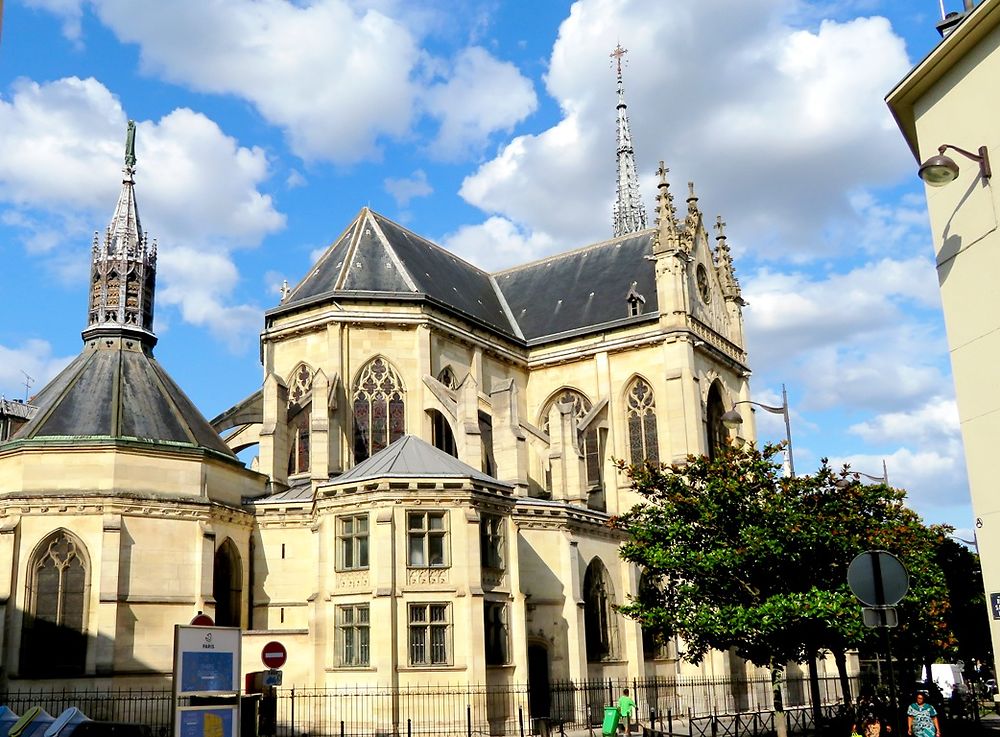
[333,435,510,488]
[10,335,236,458]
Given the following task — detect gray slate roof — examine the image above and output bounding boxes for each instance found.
[494,230,658,341]
[274,208,659,345]
[10,339,235,458]
[333,434,510,488]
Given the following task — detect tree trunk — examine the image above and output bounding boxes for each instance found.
[771,660,787,737]
[834,648,853,706]
[808,651,823,727]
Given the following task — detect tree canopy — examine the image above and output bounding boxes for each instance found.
[613,443,956,675]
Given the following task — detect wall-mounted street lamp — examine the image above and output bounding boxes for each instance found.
[918,144,992,186]
[720,384,795,477]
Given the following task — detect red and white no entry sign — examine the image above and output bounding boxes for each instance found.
[261,641,287,669]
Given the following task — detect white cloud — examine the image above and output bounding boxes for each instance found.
[41,0,536,165]
[384,170,433,207]
[23,0,85,41]
[456,1,912,262]
[0,339,75,400]
[0,76,284,348]
[849,397,960,448]
[423,47,538,160]
[441,215,556,272]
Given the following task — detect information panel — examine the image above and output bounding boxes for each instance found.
[176,706,238,737]
[173,626,241,695]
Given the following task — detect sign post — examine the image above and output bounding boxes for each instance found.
[848,551,909,737]
[172,625,241,737]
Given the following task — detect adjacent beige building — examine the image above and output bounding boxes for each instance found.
[886,0,1000,679]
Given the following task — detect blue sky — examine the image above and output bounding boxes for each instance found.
[0,0,974,533]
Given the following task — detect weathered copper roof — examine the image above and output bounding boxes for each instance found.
[9,335,235,458]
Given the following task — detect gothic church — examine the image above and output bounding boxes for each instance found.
[0,54,757,711]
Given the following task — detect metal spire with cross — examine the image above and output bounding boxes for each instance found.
[611,44,647,237]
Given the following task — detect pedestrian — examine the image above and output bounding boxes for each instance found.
[907,692,940,737]
[618,688,636,734]
[852,696,891,737]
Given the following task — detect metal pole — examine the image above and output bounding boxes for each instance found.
[781,384,795,477]
[884,627,900,737]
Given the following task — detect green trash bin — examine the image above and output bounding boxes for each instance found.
[602,706,621,736]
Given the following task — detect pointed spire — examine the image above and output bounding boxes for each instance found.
[685,180,702,236]
[714,214,743,303]
[654,161,677,229]
[83,120,158,346]
[611,44,647,237]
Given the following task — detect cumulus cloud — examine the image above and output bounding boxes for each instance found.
[423,47,538,160]
[0,339,75,400]
[384,170,433,207]
[457,0,912,261]
[442,215,556,272]
[37,0,536,164]
[0,76,284,348]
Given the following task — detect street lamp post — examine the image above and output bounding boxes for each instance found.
[720,383,795,477]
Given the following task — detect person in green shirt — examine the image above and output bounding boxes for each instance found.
[618,689,636,734]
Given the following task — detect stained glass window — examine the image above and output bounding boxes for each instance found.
[625,378,659,465]
[353,357,405,463]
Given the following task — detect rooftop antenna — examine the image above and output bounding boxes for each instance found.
[20,370,34,402]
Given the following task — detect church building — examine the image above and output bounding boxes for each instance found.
[0,51,759,722]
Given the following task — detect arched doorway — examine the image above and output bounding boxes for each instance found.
[213,538,243,627]
[528,644,551,721]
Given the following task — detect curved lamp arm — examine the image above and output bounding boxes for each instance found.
[719,384,795,477]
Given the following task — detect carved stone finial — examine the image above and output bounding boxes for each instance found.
[715,215,727,240]
[279,279,291,302]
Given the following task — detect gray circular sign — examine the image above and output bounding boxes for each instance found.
[848,550,909,606]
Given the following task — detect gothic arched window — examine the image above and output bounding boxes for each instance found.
[626,377,659,465]
[583,558,616,662]
[706,382,727,461]
[213,538,243,628]
[20,530,89,676]
[353,357,405,463]
[437,366,459,390]
[287,364,313,475]
[541,389,603,495]
[430,409,457,458]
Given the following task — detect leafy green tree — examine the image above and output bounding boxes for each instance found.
[613,443,953,720]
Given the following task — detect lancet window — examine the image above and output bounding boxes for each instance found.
[353,357,405,463]
[583,558,616,662]
[20,530,89,676]
[706,382,727,461]
[287,364,313,475]
[213,538,243,628]
[626,377,659,465]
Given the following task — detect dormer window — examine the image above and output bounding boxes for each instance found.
[625,281,645,317]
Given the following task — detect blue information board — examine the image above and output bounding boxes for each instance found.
[177,707,237,737]
[181,652,235,694]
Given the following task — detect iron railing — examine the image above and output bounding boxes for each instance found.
[0,674,857,737]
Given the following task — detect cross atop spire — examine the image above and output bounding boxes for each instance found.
[610,43,628,77]
[83,121,158,346]
[612,44,647,237]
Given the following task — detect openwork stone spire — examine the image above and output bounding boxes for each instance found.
[84,120,157,345]
[611,44,647,237]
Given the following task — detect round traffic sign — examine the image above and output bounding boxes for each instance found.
[848,550,909,606]
[261,641,287,669]
[190,613,214,626]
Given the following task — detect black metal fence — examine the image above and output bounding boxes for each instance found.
[0,674,855,737]
[0,687,173,735]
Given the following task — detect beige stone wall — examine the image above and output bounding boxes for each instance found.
[894,13,1000,676]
